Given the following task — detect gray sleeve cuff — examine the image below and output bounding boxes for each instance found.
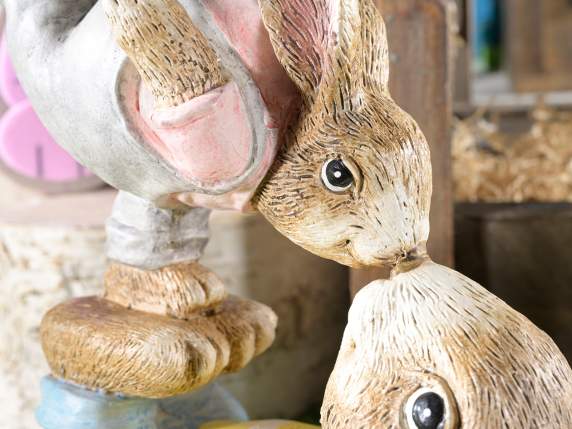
[106,191,210,270]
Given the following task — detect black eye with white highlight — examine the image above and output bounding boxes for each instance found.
[321,159,354,193]
[405,388,448,429]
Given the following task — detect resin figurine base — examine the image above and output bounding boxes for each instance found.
[36,376,248,429]
[38,195,277,399]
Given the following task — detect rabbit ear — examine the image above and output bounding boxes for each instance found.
[259,0,389,100]
[258,0,337,97]
[356,0,390,90]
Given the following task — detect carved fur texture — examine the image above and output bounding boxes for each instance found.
[254,0,432,268]
[104,0,227,107]
[322,261,572,428]
[41,295,277,398]
[104,262,227,319]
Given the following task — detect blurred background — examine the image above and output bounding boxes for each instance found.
[0,0,572,428]
[452,0,572,385]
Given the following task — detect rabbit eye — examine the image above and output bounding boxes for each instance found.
[405,388,446,429]
[321,159,354,193]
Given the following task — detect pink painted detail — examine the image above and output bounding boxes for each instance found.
[141,82,253,183]
[176,127,281,212]
[202,0,300,129]
[121,63,278,211]
[120,1,300,210]
[0,34,94,184]
[0,37,27,105]
[0,101,88,181]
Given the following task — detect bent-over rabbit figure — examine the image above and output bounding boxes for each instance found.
[3,0,431,265]
[3,0,572,428]
[3,0,432,397]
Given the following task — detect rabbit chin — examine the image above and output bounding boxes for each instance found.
[267,209,430,269]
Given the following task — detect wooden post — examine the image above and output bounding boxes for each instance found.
[454,0,472,111]
[506,0,572,93]
[351,0,456,296]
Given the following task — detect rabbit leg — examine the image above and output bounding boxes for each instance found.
[39,192,277,398]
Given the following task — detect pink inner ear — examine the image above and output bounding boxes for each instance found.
[0,101,88,181]
[202,0,300,128]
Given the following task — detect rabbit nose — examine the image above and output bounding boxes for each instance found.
[390,245,430,275]
[403,245,428,262]
[369,243,427,268]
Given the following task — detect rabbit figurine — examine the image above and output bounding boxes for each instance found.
[4,0,572,428]
[4,0,430,267]
[323,260,572,428]
[3,0,431,400]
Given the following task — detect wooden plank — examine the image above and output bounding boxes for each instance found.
[351,0,456,297]
[454,0,472,110]
[507,0,572,92]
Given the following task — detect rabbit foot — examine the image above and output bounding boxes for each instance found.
[41,294,277,398]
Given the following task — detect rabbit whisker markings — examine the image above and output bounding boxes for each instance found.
[252,0,431,270]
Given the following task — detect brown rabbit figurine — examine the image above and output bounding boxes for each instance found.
[4,0,572,428]
[4,0,433,401]
[254,0,432,268]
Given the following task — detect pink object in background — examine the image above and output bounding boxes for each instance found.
[0,35,95,186]
[0,38,26,105]
[0,102,89,181]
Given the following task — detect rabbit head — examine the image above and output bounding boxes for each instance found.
[322,261,572,428]
[253,0,432,268]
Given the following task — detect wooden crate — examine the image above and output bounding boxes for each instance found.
[506,0,572,92]
[455,203,572,362]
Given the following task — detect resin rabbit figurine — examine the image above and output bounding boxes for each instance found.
[4,0,572,428]
[5,0,430,263]
[323,260,572,428]
[3,0,431,400]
